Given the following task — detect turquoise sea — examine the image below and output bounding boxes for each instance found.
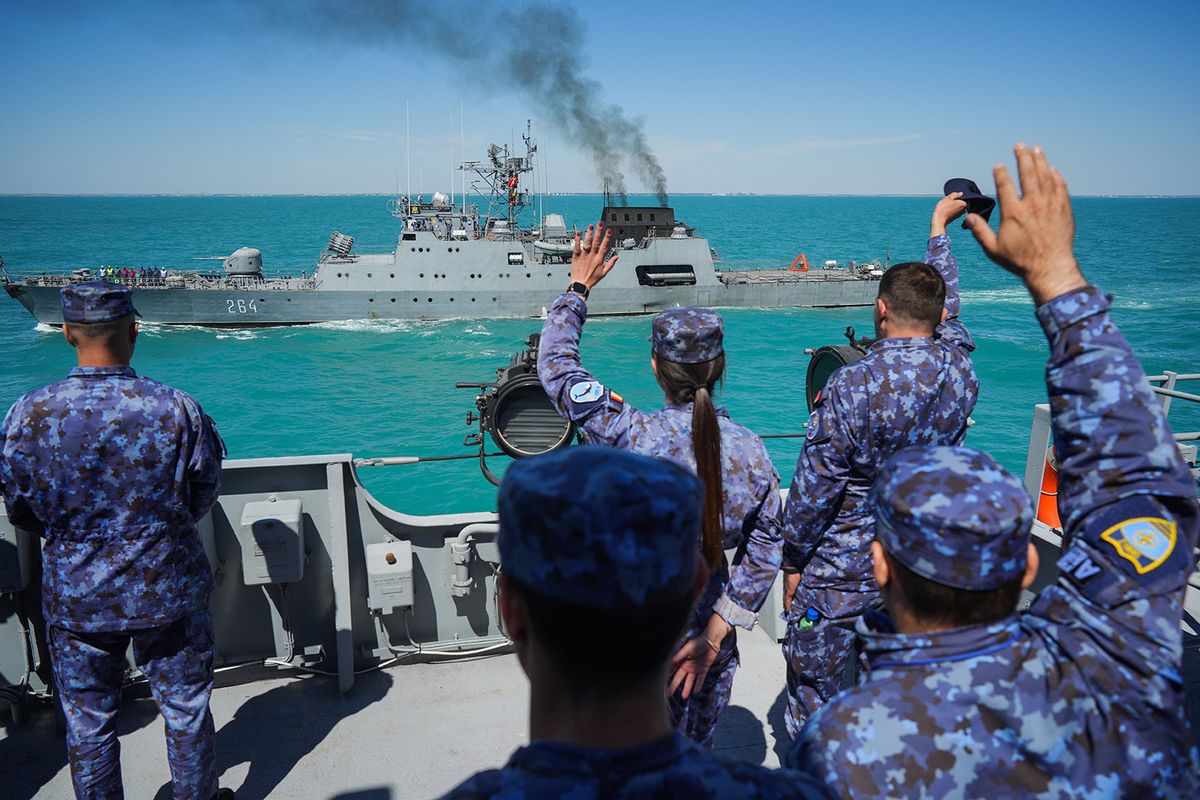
[2,194,1198,514]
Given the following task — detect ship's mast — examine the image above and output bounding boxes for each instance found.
[460,99,466,216]
[405,99,411,202]
[456,121,537,233]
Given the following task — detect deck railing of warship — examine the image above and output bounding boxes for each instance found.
[14,273,319,291]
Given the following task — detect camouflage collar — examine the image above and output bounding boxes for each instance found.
[506,731,688,776]
[870,336,936,352]
[858,611,1024,669]
[68,365,137,379]
[661,400,730,418]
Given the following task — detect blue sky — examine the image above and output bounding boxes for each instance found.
[2,0,1197,195]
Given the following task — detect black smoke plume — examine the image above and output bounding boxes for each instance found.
[260,1,668,207]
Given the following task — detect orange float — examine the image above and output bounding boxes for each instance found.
[789,253,810,272]
[1037,445,1062,529]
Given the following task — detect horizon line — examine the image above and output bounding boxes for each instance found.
[2,192,1198,199]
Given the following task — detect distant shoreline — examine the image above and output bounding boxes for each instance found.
[2,193,1197,199]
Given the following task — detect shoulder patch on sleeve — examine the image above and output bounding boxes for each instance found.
[568,381,604,404]
[1100,516,1177,574]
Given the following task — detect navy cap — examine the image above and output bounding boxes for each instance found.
[498,446,702,609]
[61,280,140,324]
[873,446,1034,591]
[944,178,997,228]
[649,307,724,364]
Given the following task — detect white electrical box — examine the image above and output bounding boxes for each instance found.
[0,513,33,593]
[238,498,304,585]
[366,541,414,614]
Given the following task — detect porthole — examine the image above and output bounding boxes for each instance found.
[336,272,342,278]
[546,273,551,277]
[419,273,424,278]
[259,298,266,303]
[447,247,453,253]
[367,273,372,278]
[427,298,433,303]
[449,297,454,302]
[411,248,416,252]
[491,297,497,302]
[287,298,292,302]
[390,273,395,278]
[369,298,374,303]
[471,298,476,302]
[390,298,396,303]
[525,273,531,278]
[412,298,418,303]
[455,247,460,252]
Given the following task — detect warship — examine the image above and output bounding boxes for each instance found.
[2,127,885,327]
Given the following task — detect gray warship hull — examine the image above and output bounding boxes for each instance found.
[5,232,881,326]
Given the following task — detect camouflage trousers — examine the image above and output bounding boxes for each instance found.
[669,633,740,749]
[782,596,871,741]
[48,613,218,800]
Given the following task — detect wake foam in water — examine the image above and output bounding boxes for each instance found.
[34,323,60,333]
[214,330,260,341]
[960,288,1034,306]
[308,318,457,335]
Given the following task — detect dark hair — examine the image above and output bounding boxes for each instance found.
[653,352,726,570]
[65,316,134,344]
[508,576,694,693]
[887,553,1022,628]
[877,262,946,330]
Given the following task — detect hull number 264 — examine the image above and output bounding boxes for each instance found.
[227,299,258,314]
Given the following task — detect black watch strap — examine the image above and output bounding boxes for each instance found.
[567,281,589,299]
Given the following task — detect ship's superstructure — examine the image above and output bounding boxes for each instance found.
[2,126,885,327]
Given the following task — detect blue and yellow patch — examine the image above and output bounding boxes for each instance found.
[1100,516,1177,574]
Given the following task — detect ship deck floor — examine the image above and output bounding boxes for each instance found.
[6,624,1200,800]
[2,625,796,800]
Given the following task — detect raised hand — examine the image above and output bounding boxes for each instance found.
[964,144,1087,305]
[930,192,968,238]
[568,221,619,291]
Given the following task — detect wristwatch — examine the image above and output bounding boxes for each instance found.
[567,281,589,299]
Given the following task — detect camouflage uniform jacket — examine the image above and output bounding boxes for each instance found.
[782,234,978,617]
[538,292,782,632]
[441,731,829,799]
[0,365,225,632]
[791,287,1200,798]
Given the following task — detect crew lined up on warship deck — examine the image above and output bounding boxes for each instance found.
[3,143,1198,799]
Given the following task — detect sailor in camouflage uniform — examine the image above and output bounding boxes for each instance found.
[790,145,1200,798]
[441,446,826,800]
[537,222,783,748]
[780,192,980,737]
[0,281,230,800]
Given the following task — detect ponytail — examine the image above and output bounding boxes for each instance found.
[654,351,726,570]
[691,385,724,570]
